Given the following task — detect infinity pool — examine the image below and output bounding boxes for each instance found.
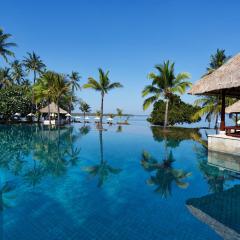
[1,122,240,240]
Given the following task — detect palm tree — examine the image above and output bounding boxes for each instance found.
[0,28,16,63]
[11,60,25,85]
[142,61,191,129]
[34,71,56,119]
[193,50,235,129]
[206,49,229,75]
[83,68,123,128]
[23,52,46,84]
[0,67,12,88]
[51,73,70,125]
[116,108,123,123]
[68,71,81,114]
[79,101,91,120]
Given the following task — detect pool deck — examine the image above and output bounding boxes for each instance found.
[208,134,240,156]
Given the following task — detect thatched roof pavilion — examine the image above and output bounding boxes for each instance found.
[189,53,240,131]
[225,100,240,114]
[39,102,68,114]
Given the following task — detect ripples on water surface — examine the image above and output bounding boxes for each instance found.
[0,119,240,240]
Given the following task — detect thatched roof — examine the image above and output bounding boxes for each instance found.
[39,102,68,114]
[225,100,240,114]
[189,53,240,97]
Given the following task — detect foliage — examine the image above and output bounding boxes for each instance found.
[142,60,191,128]
[11,60,26,85]
[0,86,32,120]
[206,49,230,75]
[193,49,236,128]
[148,94,201,126]
[23,51,46,83]
[79,101,91,114]
[0,67,12,88]
[84,68,123,127]
[142,61,191,110]
[0,28,16,62]
[141,150,191,198]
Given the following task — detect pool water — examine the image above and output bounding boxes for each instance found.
[0,123,240,240]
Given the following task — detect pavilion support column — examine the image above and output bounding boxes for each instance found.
[220,90,226,131]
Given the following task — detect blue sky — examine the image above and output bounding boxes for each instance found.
[1,0,240,114]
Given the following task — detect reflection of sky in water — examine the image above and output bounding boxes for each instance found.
[0,122,240,240]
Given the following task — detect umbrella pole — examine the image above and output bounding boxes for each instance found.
[220,90,226,131]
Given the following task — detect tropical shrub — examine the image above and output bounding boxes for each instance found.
[0,86,32,120]
[148,94,200,126]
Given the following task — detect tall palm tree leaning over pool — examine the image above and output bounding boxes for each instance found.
[0,28,16,63]
[68,71,81,115]
[83,68,123,129]
[142,60,191,129]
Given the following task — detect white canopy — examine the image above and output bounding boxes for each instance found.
[65,113,71,117]
[27,113,35,116]
[107,117,113,121]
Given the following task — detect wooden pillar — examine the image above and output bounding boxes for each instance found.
[220,90,226,131]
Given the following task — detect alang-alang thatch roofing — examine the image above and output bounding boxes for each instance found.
[39,102,68,114]
[225,100,240,114]
[189,53,240,97]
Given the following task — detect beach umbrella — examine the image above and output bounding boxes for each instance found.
[14,113,21,116]
[107,117,113,121]
[94,117,100,120]
[85,116,90,120]
[65,113,71,117]
[27,113,35,116]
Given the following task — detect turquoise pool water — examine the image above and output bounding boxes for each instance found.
[1,122,240,240]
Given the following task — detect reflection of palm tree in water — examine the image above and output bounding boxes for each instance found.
[83,130,121,187]
[193,141,232,193]
[141,147,191,198]
[0,182,16,212]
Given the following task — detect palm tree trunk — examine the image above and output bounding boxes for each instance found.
[57,100,60,126]
[100,93,104,128]
[214,113,219,129]
[48,100,51,126]
[164,99,169,129]
[84,111,86,123]
[33,70,37,112]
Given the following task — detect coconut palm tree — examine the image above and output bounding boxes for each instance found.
[23,52,46,84]
[0,67,12,88]
[142,61,191,129]
[79,101,91,120]
[83,68,123,128]
[206,49,229,75]
[116,108,123,123]
[68,71,81,114]
[51,73,70,125]
[0,28,16,63]
[34,71,56,119]
[11,60,25,85]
